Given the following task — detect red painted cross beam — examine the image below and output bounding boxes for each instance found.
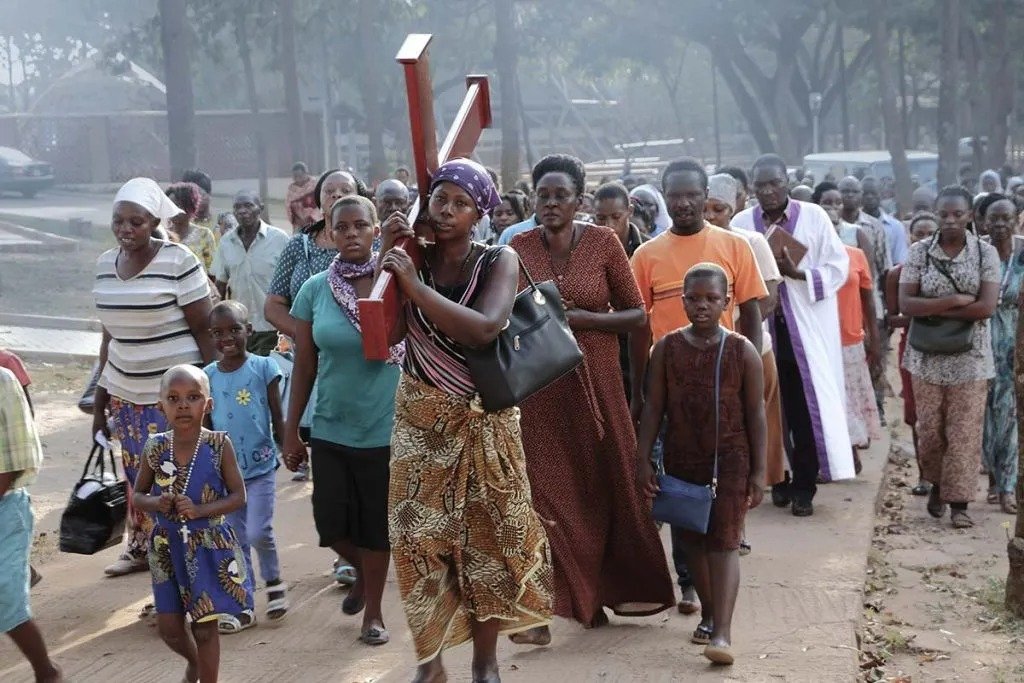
[357,33,492,360]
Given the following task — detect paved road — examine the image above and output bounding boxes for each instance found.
[0,390,891,682]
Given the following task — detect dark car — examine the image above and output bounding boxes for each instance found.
[0,147,54,198]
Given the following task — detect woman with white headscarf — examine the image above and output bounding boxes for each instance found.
[630,183,672,236]
[92,178,217,578]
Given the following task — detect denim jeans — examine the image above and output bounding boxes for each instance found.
[227,470,280,586]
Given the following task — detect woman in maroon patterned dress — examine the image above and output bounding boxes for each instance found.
[510,155,674,642]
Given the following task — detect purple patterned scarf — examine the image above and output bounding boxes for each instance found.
[327,253,405,366]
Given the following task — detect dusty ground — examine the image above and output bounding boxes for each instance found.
[857,427,1024,682]
[0,362,894,683]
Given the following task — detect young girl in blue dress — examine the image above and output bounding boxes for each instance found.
[133,364,253,683]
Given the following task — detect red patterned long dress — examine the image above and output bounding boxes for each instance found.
[510,224,674,626]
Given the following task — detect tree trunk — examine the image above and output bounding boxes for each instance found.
[235,15,269,217]
[492,0,520,191]
[937,0,960,187]
[962,29,986,176]
[516,69,534,171]
[711,50,776,154]
[837,23,851,151]
[279,0,306,165]
[870,1,912,215]
[159,0,196,181]
[986,0,1012,170]
[355,0,386,183]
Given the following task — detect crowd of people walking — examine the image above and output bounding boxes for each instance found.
[2,147,1023,683]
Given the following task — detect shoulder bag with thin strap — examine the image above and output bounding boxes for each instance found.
[650,331,728,534]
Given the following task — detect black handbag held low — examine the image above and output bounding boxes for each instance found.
[463,249,584,412]
[907,234,981,355]
[650,332,728,534]
[59,442,128,555]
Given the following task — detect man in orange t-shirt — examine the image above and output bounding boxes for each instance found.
[629,158,768,414]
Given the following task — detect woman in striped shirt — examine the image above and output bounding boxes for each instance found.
[92,178,216,578]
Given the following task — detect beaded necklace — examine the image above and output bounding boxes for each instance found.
[169,431,203,544]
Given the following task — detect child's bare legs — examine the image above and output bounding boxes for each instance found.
[7,619,62,682]
[157,614,198,682]
[360,549,389,634]
[684,544,713,634]
[191,620,220,683]
[707,549,740,647]
[470,618,501,681]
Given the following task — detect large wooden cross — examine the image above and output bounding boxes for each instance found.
[358,33,492,360]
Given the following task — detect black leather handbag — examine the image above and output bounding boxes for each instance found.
[651,332,727,534]
[908,237,981,355]
[59,443,128,555]
[463,252,584,412]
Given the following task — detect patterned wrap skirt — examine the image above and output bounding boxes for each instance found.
[842,343,883,448]
[389,374,553,664]
[109,398,167,557]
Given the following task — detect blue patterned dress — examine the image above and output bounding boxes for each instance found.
[982,250,1024,494]
[143,430,254,621]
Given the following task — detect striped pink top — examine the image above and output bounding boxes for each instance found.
[404,245,504,397]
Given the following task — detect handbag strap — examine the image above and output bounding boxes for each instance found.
[652,331,728,493]
[924,231,982,296]
[710,331,727,496]
[81,442,119,481]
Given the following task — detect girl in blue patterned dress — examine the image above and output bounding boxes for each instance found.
[133,365,253,683]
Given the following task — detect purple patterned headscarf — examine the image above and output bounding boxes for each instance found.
[429,159,501,215]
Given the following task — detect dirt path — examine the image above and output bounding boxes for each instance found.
[858,436,1024,682]
[3,374,886,682]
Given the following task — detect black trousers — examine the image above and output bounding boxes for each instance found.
[773,312,819,500]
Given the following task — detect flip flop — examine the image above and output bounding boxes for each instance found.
[691,624,713,645]
[987,488,999,504]
[218,610,256,635]
[359,625,390,646]
[704,644,735,665]
[333,563,357,587]
[739,540,752,556]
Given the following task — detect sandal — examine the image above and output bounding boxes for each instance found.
[927,486,946,518]
[911,481,931,496]
[359,624,390,646]
[1000,493,1018,515]
[739,540,751,557]
[951,510,974,529]
[509,626,552,646]
[704,643,735,665]
[691,624,713,645]
[333,562,357,587]
[266,583,289,621]
[218,610,256,635]
[987,488,999,505]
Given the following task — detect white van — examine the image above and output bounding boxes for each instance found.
[802,151,939,186]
